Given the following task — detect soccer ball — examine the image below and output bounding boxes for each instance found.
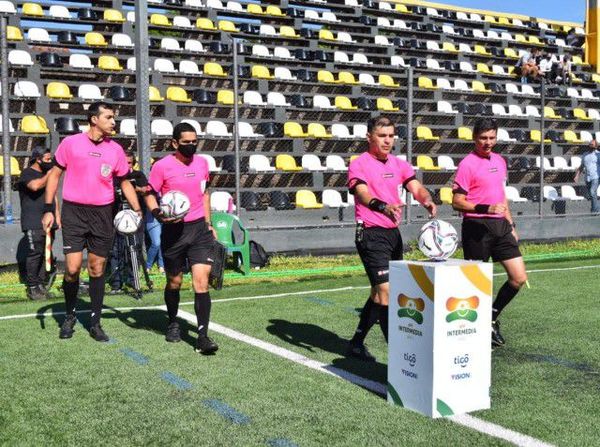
[160,190,190,219]
[113,209,141,235]
[418,219,458,261]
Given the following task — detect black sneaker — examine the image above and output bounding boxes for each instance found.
[59,315,77,339]
[27,286,47,301]
[491,320,506,347]
[195,335,219,354]
[109,287,123,295]
[89,324,110,342]
[165,322,181,343]
[346,341,376,362]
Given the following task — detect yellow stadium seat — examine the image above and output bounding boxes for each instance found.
[458,127,473,140]
[319,29,336,41]
[0,157,22,176]
[266,5,284,16]
[46,82,73,99]
[217,89,235,105]
[196,18,216,30]
[474,45,491,56]
[563,25,573,33]
[544,106,562,119]
[498,17,510,25]
[218,20,239,32]
[504,48,519,59]
[484,15,497,24]
[295,190,323,209]
[204,62,227,77]
[276,154,303,170]
[21,115,49,134]
[416,155,441,170]
[98,56,123,71]
[564,130,583,143]
[529,36,542,45]
[335,96,357,110]
[442,42,458,53]
[150,14,170,26]
[247,4,263,14]
[307,123,332,138]
[23,3,44,16]
[379,74,399,88]
[472,80,491,93]
[317,70,337,84]
[377,98,399,112]
[149,86,164,102]
[338,71,359,85]
[284,122,308,138]
[476,63,492,74]
[416,126,439,141]
[515,34,527,43]
[395,3,410,12]
[572,55,584,65]
[279,26,298,38]
[530,130,551,143]
[166,86,191,103]
[251,65,274,79]
[418,77,437,89]
[440,187,453,204]
[573,108,592,121]
[508,66,516,76]
[592,74,600,84]
[104,9,125,22]
[85,32,107,46]
[7,26,23,41]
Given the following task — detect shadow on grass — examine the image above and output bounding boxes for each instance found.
[266,318,387,394]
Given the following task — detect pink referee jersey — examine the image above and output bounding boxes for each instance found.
[453,151,507,219]
[54,133,129,206]
[149,154,210,223]
[348,152,416,229]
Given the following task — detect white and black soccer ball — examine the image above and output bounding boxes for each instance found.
[160,190,190,219]
[418,219,458,261]
[113,209,141,235]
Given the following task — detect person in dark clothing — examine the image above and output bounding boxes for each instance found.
[17,146,59,300]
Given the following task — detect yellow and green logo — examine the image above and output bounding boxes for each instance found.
[446,296,479,323]
[397,294,425,324]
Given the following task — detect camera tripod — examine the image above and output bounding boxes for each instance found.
[108,227,153,300]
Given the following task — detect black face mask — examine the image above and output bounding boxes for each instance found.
[40,161,53,173]
[177,144,197,158]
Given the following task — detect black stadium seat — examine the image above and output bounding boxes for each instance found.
[210,41,230,54]
[294,48,312,61]
[163,0,182,5]
[289,94,310,108]
[221,155,235,172]
[257,122,283,138]
[521,186,541,202]
[57,31,78,45]
[294,69,314,82]
[193,89,216,104]
[109,86,132,102]
[314,50,333,62]
[242,191,266,211]
[269,191,294,210]
[360,16,376,26]
[287,8,302,18]
[299,28,314,39]
[510,157,531,171]
[356,97,376,111]
[77,8,97,21]
[238,23,257,35]
[39,52,62,68]
[55,117,79,134]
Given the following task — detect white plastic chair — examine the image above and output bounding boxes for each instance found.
[437,155,456,170]
[27,28,51,43]
[237,122,262,138]
[543,186,559,201]
[437,101,457,113]
[154,58,177,73]
[249,154,275,172]
[173,16,193,28]
[243,91,266,106]
[252,44,271,57]
[266,92,290,107]
[8,50,33,66]
[179,60,200,75]
[331,124,352,139]
[313,95,335,109]
[273,47,294,59]
[505,186,528,202]
[185,40,205,53]
[301,154,326,171]
[49,5,71,19]
[180,119,204,135]
[112,33,133,48]
[120,119,136,136]
[161,38,181,51]
[151,119,173,136]
[353,124,367,138]
[198,154,221,172]
[69,54,93,69]
[552,156,569,170]
[205,120,232,137]
[561,185,584,201]
[274,67,296,81]
[325,155,347,170]
[78,84,104,100]
[211,191,235,211]
[322,189,349,207]
[13,81,40,98]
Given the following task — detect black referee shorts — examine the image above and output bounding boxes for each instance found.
[161,218,215,274]
[356,225,403,286]
[462,218,522,263]
[61,201,114,258]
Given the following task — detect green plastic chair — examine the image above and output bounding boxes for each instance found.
[211,212,250,275]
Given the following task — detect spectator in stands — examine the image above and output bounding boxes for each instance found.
[42,101,142,342]
[574,139,600,213]
[346,116,436,361]
[452,118,528,348]
[554,54,573,85]
[108,151,149,293]
[566,28,584,47]
[515,48,540,84]
[538,53,554,81]
[17,146,59,300]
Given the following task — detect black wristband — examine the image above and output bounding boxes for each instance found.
[510,222,516,228]
[151,208,162,219]
[43,203,54,214]
[474,204,491,214]
[368,198,388,213]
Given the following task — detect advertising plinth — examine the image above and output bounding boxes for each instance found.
[388,259,492,418]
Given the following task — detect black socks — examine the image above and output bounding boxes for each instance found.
[194,292,211,336]
[164,288,181,323]
[351,298,379,344]
[492,281,520,321]
[63,279,79,316]
[88,276,105,326]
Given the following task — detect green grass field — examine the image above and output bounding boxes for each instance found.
[1,257,599,446]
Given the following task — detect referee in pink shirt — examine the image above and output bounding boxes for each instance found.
[42,102,142,342]
[452,118,528,347]
[144,123,219,355]
[347,116,436,361]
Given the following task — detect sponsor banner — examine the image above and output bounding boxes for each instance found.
[388,259,492,418]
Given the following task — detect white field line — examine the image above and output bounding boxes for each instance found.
[176,309,554,447]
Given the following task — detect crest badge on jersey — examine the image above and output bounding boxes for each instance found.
[100,163,112,178]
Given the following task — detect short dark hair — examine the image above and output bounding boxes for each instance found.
[172,122,197,140]
[472,118,498,137]
[87,101,114,124]
[367,116,395,133]
[125,150,136,163]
